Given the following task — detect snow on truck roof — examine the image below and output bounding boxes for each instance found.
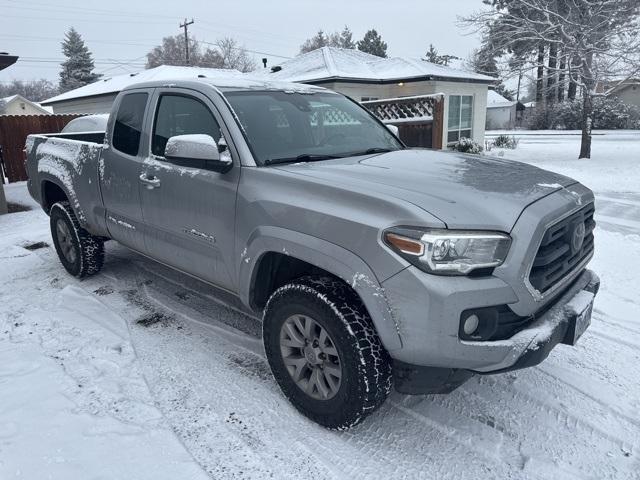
[41,65,245,105]
[41,65,331,105]
[122,76,329,94]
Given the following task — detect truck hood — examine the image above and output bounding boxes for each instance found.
[275,149,577,231]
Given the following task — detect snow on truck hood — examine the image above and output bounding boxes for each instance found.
[275,149,577,231]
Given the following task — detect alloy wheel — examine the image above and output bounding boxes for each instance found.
[279,314,342,400]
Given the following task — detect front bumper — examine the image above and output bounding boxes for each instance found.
[383,266,599,372]
[475,269,599,374]
[389,268,599,394]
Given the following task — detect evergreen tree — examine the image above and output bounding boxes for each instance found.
[424,44,460,66]
[424,44,442,64]
[339,26,356,49]
[357,29,388,58]
[300,30,329,54]
[299,26,357,54]
[59,27,100,92]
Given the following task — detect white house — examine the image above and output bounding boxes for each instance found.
[40,65,243,114]
[257,47,496,146]
[607,78,640,108]
[0,94,51,115]
[485,90,517,130]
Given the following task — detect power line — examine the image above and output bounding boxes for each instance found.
[199,41,293,60]
[0,1,177,21]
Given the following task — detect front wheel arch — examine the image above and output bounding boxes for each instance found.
[240,228,403,352]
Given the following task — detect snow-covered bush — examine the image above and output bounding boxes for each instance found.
[451,137,483,154]
[528,97,640,130]
[492,134,519,149]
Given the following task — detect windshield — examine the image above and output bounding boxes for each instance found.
[224,90,403,166]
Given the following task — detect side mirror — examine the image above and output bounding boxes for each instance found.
[164,134,232,173]
[386,124,399,136]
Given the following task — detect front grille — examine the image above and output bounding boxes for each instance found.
[529,203,595,294]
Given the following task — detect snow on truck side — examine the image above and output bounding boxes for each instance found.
[26,135,103,224]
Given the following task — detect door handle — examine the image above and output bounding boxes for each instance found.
[139,173,161,189]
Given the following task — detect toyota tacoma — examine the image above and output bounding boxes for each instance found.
[25,77,599,429]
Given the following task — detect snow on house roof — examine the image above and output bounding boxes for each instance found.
[487,89,517,108]
[42,65,243,105]
[253,47,496,84]
[1,94,51,114]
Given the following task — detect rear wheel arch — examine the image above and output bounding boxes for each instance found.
[41,180,69,214]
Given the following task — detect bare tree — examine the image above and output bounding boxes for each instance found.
[214,38,256,73]
[0,79,59,102]
[147,35,255,72]
[147,34,220,68]
[463,0,640,158]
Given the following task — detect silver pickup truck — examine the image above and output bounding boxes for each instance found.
[26,77,599,429]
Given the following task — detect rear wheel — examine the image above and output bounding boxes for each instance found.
[50,201,104,278]
[263,276,392,429]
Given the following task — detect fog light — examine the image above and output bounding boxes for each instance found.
[463,314,480,335]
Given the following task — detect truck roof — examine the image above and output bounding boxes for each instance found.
[121,76,333,95]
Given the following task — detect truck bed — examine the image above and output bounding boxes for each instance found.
[25,134,104,228]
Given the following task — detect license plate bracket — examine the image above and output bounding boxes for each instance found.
[563,296,594,346]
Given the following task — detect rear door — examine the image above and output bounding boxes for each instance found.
[139,88,240,290]
[100,90,151,253]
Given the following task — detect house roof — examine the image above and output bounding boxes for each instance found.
[1,94,51,114]
[42,65,244,105]
[255,47,496,84]
[487,90,516,108]
[0,53,18,71]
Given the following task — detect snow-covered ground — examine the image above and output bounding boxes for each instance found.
[1,131,639,479]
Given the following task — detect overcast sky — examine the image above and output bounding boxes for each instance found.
[0,0,483,86]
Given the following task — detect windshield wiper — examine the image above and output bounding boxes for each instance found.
[348,147,395,157]
[264,154,342,166]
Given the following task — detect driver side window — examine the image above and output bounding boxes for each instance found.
[151,94,221,157]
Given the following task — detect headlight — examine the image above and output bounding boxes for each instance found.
[383,227,511,275]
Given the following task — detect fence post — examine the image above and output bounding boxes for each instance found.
[432,97,445,150]
[0,183,7,215]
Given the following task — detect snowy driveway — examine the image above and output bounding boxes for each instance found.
[1,131,639,479]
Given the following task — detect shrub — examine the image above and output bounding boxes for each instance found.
[492,134,519,149]
[527,97,640,130]
[451,137,483,154]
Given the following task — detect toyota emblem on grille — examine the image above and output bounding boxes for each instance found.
[571,222,586,252]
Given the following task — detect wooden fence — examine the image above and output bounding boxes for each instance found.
[362,94,445,149]
[0,114,82,183]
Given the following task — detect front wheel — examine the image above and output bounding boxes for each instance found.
[263,276,392,429]
[50,201,104,278]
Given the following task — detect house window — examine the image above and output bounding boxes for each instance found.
[447,95,473,143]
[361,96,379,102]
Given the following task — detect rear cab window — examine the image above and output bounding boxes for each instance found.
[112,92,148,156]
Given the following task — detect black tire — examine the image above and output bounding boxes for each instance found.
[50,201,104,278]
[263,276,392,429]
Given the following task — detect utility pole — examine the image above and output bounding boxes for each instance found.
[180,18,195,65]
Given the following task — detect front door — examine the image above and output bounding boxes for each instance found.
[139,88,240,291]
[101,90,150,253]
